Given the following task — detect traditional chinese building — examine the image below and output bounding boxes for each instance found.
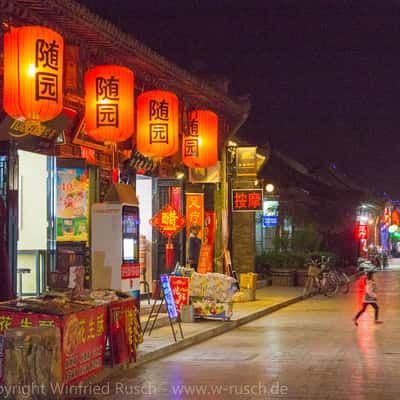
[0,0,250,298]
[253,149,384,268]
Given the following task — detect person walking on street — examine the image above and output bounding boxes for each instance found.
[353,271,383,326]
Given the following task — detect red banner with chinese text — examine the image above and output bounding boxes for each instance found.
[197,211,216,273]
[121,263,140,280]
[185,193,204,241]
[62,306,107,384]
[169,276,190,313]
[203,211,216,245]
[197,244,214,274]
[0,306,108,385]
[108,298,139,366]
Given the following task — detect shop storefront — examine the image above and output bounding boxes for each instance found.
[0,0,249,296]
[0,0,253,386]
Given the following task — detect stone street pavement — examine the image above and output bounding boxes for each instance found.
[85,270,400,400]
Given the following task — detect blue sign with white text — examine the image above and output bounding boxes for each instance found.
[160,274,178,320]
[263,216,278,227]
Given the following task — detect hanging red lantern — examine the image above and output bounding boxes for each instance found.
[85,65,134,143]
[182,110,218,168]
[136,90,179,158]
[3,26,64,122]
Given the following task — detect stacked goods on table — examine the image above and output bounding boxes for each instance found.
[171,263,195,277]
[189,273,237,320]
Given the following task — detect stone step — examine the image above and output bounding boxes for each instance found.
[140,312,170,330]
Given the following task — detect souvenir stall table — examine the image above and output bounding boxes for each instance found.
[0,289,143,387]
[169,269,237,321]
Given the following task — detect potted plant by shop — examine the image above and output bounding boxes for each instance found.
[293,253,308,287]
[262,252,296,286]
[255,254,271,285]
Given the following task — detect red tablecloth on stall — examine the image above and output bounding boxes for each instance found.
[0,305,107,384]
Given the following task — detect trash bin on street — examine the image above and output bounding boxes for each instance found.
[240,273,257,301]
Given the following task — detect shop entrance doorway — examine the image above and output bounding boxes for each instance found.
[17,150,54,296]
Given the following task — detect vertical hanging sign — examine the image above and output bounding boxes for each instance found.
[197,211,216,273]
[185,193,204,241]
[236,146,257,176]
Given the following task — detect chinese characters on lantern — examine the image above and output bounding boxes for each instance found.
[184,116,199,157]
[232,189,263,212]
[4,26,64,122]
[35,38,60,102]
[182,110,218,168]
[137,90,179,158]
[96,75,119,128]
[149,99,169,144]
[84,65,134,143]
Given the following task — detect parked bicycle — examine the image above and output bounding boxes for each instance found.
[303,256,350,297]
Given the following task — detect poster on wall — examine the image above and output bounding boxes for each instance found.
[56,167,89,242]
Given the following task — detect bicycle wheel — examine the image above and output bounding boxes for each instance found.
[323,272,339,297]
[329,270,342,286]
[339,271,350,294]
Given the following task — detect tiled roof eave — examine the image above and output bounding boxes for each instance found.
[2,0,250,122]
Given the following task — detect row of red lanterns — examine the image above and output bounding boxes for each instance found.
[2,26,218,168]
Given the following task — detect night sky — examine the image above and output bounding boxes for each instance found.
[79,0,400,197]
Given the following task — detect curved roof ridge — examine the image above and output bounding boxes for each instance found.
[50,0,250,116]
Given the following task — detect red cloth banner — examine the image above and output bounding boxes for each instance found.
[197,244,214,274]
[185,193,204,240]
[171,186,181,211]
[108,298,138,366]
[62,306,107,384]
[203,211,216,245]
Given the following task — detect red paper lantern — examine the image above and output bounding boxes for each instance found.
[136,90,179,158]
[182,110,218,168]
[85,65,134,143]
[3,26,64,122]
